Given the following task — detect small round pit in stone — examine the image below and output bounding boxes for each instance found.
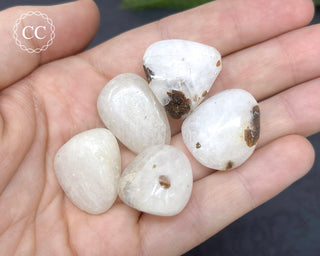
[159,175,171,189]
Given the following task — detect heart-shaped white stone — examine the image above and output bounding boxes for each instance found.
[97,73,171,154]
[54,128,121,214]
[182,89,260,170]
[118,145,193,216]
[143,39,222,119]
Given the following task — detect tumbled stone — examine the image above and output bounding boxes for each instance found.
[97,73,171,154]
[182,89,260,170]
[118,145,193,216]
[143,39,222,119]
[54,128,121,214]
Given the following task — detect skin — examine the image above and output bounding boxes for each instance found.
[0,0,319,255]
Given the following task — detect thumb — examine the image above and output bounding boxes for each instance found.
[0,0,100,89]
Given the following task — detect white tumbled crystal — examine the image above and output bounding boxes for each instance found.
[143,39,222,119]
[182,89,260,170]
[54,128,121,214]
[97,73,171,154]
[118,145,193,216]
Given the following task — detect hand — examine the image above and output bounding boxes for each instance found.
[0,0,318,255]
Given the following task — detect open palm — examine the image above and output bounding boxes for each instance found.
[0,0,319,255]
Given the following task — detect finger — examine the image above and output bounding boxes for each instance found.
[167,24,320,135]
[210,24,320,101]
[81,0,314,77]
[0,0,99,89]
[168,77,320,181]
[139,135,315,256]
[259,77,320,146]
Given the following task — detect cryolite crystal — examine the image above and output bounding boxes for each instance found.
[118,145,193,216]
[143,39,222,119]
[182,89,260,170]
[97,73,171,154]
[54,128,121,214]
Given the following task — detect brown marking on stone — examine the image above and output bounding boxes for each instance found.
[153,164,157,168]
[226,161,234,170]
[216,60,221,67]
[164,90,191,119]
[159,175,170,189]
[244,105,260,147]
[143,65,154,83]
[202,90,208,97]
[196,142,201,149]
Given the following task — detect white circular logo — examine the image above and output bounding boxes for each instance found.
[13,11,55,54]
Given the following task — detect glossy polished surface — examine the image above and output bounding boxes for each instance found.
[118,145,193,216]
[143,39,222,119]
[182,89,260,170]
[54,128,121,214]
[97,73,171,154]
